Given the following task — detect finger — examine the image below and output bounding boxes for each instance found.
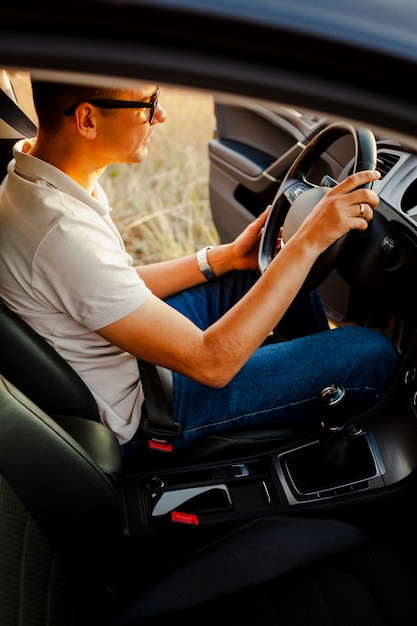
[349,201,371,217]
[350,203,373,230]
[356,202,372,220]
[335,169,381,194]
[261,205,272,219]
[256,206,272,228]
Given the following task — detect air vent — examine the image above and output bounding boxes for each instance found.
[376,151,400,179]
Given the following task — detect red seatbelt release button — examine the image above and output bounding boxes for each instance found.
[148,439,173,452]
[171,511,199,525]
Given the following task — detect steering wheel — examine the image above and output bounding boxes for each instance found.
[258,122,377,293]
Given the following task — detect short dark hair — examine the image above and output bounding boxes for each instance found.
[31,79,119,132]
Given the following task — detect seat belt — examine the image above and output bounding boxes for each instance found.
[138,359,182,452]
[0,88,37,137]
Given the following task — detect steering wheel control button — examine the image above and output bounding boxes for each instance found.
[288,183,308,201]
[320,174,338,188]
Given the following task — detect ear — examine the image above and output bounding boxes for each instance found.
[73,104,97,139]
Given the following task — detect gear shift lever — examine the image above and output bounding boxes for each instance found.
[319,384,346,429]
[284,384,375,495]
[319,384,350,469]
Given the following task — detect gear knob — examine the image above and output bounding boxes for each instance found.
[319,384,346,431]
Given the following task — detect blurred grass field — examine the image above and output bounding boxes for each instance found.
[100,86,220,264]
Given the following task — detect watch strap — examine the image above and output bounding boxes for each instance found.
[196,246,217,281]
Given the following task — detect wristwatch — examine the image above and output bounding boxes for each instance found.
[196,246,217,281]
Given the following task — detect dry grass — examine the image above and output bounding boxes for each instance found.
[100,86,220,264]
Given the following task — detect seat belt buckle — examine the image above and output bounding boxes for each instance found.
[148,438,173,452]
[142,418,182,452]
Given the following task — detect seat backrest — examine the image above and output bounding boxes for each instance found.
[0,300,100,421]
[0,473,80,626]
[0,375,121,625]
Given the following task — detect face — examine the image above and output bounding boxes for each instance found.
[93,84,166,165]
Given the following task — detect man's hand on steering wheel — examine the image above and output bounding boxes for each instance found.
[295,169,380,257]
[228,168,379,275]
[257,122,379,293]
[229,205,272,271]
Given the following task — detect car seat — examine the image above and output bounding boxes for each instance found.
[0,374,122,625]
[1,372,417,626]
[0,300,101,422]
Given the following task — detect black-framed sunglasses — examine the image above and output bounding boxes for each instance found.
[63,88,160,122]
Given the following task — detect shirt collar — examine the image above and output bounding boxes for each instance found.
[11,138,110,215]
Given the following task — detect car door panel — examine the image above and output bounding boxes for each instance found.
[209,96,331,242]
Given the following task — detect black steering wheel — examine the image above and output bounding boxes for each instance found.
[258,122,377,293]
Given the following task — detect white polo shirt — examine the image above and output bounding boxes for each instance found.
[0,139,151,443]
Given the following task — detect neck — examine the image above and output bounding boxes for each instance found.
[28,136,104,194]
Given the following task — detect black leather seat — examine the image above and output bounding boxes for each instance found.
[0,300,100,422]
[1,372,417,626]
[0,299,308,471]
[0,375,122,625]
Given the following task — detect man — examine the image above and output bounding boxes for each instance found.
[0,80,398,458]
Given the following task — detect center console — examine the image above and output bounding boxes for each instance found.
[122,395,417,535]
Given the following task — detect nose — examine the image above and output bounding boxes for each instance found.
[152,102,167,125]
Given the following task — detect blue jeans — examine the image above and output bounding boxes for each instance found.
[123,270,399,454]
[164,270,399,448]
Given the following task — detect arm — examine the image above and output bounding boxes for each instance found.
[98,170,380,387]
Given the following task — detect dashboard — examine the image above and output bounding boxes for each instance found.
[333,143,417,322]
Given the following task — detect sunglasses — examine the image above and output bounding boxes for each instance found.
[63,88,160,122]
